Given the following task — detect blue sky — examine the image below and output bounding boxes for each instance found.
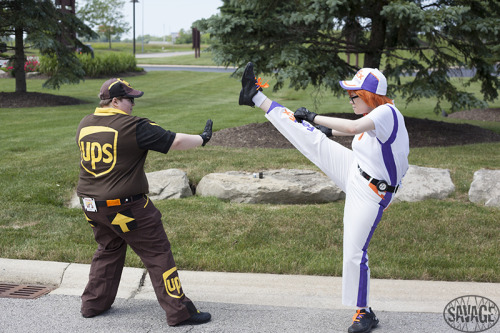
[122,0,223,38]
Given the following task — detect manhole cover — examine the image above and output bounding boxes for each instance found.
[0,283,54,299]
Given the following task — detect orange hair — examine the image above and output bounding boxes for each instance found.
[348,90,393,108]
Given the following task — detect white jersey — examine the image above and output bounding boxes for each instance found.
[352,104,409,187]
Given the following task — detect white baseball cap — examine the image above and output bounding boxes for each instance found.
[339,68,387,96]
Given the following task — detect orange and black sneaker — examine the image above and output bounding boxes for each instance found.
[239,62,268,107]
[348,308,379,333]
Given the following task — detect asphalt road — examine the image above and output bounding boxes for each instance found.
[141,64,236,73]
[135,52,486,77]
[0,295,452,333]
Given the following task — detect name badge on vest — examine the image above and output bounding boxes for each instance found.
[82,197,97,212]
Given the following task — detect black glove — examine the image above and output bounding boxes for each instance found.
[315,124,332,137]
[200,119,213,146]
[294,107,317,123]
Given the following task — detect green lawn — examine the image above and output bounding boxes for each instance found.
[0,71,499,282]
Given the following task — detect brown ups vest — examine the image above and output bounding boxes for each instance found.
[76,108,176,200]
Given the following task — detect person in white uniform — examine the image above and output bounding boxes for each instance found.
[238,62,409,333]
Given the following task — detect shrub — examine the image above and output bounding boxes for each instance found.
[38,56,59,76]
[1,65,14,77]
[24,57,40,72]
[0,57,39,77]
[39,53,140,78]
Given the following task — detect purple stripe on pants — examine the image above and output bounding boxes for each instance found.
[356,204,384,307]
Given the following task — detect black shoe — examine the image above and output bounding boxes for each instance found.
[174,301,211,326]
[176,310,211,326]
[348,308,379,333]
[81,306,111,318]
[239,62,262,107]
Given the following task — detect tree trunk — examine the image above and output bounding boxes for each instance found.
[363,10,386,69]
[14,26,26,93]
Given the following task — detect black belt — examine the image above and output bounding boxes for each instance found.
[358,166,398,193]
[82,194,145,207]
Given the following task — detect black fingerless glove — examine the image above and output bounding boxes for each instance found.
[315,124,332,137]
[200,119,213,146]
[294,107,317,123]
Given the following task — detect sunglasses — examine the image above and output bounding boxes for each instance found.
[349,95,359,104]
[126,97,135,104]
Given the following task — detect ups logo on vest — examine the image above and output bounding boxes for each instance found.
[78,126,118,177]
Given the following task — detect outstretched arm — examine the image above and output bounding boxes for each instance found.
[294,106,375,135]
[170,119,213,150]
[330,128,357,137]
[170,133,203,150]
[314,115,375,135]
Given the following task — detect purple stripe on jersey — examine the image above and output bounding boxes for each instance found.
[377,105,399,185]
[356,204,384,307]
[386,106,399,145]
[381,145,397,185]
[267,101,283,114]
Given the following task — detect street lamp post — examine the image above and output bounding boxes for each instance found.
[141,0,144,53]
[131,0,139,55]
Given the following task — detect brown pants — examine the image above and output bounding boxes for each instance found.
[80,196,192,326]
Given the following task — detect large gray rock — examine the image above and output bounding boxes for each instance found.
[196,169,345,204]
[394,165,455,202]
[469,169,500,207]
[68,192,81,209]
[26,72,41,78]
[68,168,192,208]
[146,169,192,200]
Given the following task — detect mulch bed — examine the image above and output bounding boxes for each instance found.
[210,111,500,149]
[0,92,88,108]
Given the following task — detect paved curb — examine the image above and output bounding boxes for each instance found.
[49,263,146,299]
[1,258,499,314]
[0,258,69,286]
[176,271,500,314]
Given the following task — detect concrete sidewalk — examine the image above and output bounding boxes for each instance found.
[1,258,499,314]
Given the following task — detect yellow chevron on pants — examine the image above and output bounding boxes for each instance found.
[110,213,135,233]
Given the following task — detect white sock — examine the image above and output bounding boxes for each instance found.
[252,91,267,108]
[358,307,370,313]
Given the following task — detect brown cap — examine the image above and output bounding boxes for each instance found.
[99,78,144,100]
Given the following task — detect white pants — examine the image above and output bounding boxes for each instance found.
[265,102,394,307]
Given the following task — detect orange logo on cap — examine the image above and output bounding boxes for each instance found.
[356,71,364,80]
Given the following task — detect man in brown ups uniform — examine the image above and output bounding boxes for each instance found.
[76,78,212,326]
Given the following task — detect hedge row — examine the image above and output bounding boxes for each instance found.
[39,53,141,77]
